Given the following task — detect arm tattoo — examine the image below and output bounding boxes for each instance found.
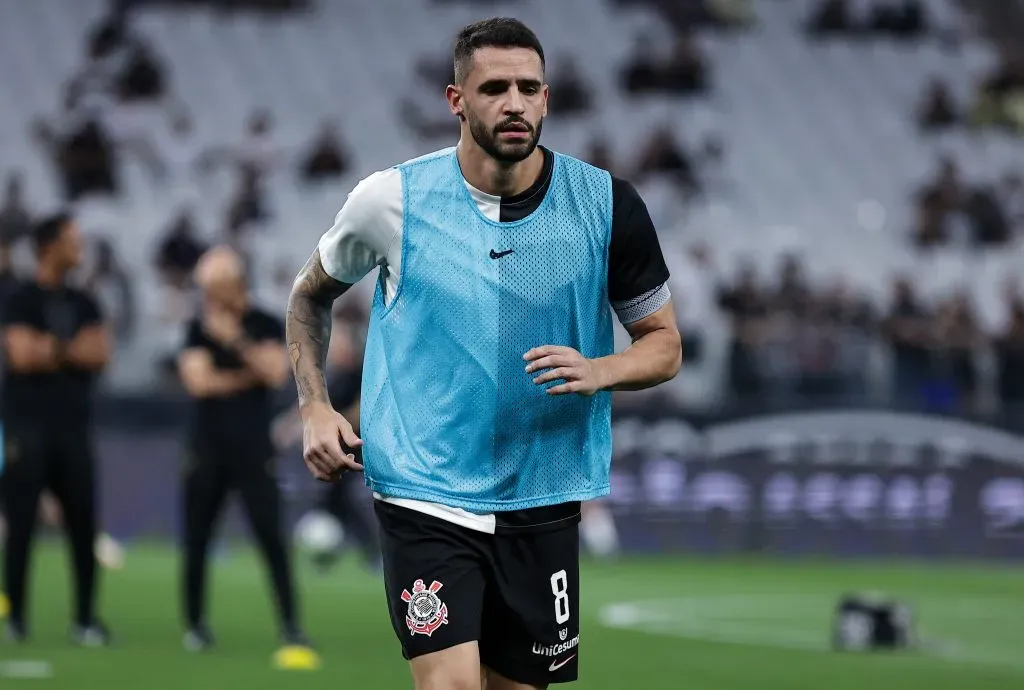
[286,248,349,408]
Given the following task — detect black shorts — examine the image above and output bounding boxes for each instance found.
[375,500,582,685]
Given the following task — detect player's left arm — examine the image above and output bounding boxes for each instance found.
[526,177,681,395]
[592,303,681,391]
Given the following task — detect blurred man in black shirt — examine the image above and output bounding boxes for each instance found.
[176,246,316,665]
[0,213,111,645]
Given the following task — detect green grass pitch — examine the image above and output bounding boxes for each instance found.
[1,542,1021,689]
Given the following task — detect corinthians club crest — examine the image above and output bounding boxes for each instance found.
[401,579,448,637]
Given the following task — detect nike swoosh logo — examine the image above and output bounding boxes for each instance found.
[549,655,576,672]
[489,249,514,259]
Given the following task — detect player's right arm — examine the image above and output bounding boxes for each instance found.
[286,168,400,480]
[286,250,347,411]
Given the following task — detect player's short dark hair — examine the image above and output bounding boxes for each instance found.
[32,212,72,255]
[453,18,545,84]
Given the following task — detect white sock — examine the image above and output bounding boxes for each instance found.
[580,503,620,558]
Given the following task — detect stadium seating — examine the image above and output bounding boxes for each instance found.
[0,0,1020,389]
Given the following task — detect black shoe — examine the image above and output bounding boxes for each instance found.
[70,620,111,648]
[282,627,314,649]
[4,620,27,644]
[183,625,216,652]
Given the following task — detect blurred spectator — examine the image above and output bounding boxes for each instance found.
[758,255,843,403]
[663,37,709,95]
[917,78,959,131]
[415,56,454,92]
[83,238,135,342]
[963,184,1009,245]
[718,262,768,402]
[809,0,927,39]
[116,40,167,102]
[621,35,661,94]
[807,0,852,36]
[87,4,129,62]
[997,171,1024,236]
[772,254,812,317]
[547,56,592,115]
[912,192,949,248]
[299,121,349,182]
[155,208,206,289]
[622,35,709,96]
[583,139,617,176]
[995,282,1024,419]
[789,297,845,401]
[930,291,981,413]
[823,278,877,401]
[634,127,700,197]
[33,84,119,201]
[866,0,927,40]
[0,174,33,248]
[882,278,932,407]
[82,3,167,103]
[227,163,268,231]
[400,91,458,140]
[914,157,973,248]
[672,242,716,364]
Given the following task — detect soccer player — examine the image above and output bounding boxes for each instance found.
[176,246,317,666]
[0,213,111,645]
[286,17,681,689]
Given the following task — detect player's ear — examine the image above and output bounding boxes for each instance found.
[542,84,549,118]
[446,84,465,121]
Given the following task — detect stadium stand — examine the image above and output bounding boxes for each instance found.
[0,0,1022,402]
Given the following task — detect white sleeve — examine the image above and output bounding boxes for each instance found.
[317,167,403,284]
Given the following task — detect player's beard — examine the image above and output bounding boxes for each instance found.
[468,111,544,164]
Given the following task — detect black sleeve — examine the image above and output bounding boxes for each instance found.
[607,176,671,304]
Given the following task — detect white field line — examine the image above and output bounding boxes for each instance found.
[597,594,1024,671]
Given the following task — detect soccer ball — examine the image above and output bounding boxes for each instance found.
[294,511,344,555]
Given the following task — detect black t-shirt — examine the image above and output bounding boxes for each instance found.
[183,307,285,443]
[503,147,671,311]
[1,280,103,424]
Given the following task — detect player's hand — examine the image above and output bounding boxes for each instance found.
[523,345,606,396]
[300,401,364,481]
